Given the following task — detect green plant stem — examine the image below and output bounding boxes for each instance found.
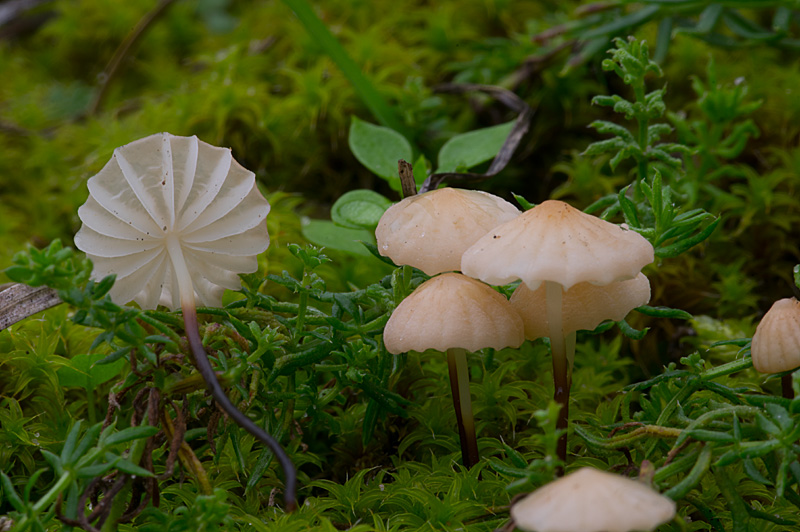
[714,466,750,532]
[700,356,753,380]
[280,0,413,142]
[635,82,648,199]
[546,281,569,468]
[86,386,97,425]
[446,348,479,468]
[281,373,296,439]
[101,412,152,532]
[31,471,75,516]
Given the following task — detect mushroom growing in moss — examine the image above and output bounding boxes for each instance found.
[461,200,654,464]
[510,467,676,532]
[376,187,520,275]
[74,132,297,509]
[383,273,524,467]
[751,297,800,399]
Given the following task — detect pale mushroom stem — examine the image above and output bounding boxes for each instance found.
[545,281,570,468]
[446,348,480,468]
[166,236,298,511]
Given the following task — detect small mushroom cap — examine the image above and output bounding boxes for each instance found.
[510,467,676,532]
[751,298,800,374]
[375,188,520,276]
[461,200,654,290]
[510,273,651,339]
[75,133,270,310]
[383,273,524,354]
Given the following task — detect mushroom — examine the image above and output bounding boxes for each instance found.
[375,187,520,275]
[461,200,654,464]
[751,297,800,399]
[510,273,651,367]
[510,467,676,532]
[383,273,524,467]
[74,132,297,509]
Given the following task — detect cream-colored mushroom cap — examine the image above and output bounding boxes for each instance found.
[511,467,676,532]
[383,273,524,353]
[751,298,800,374]
[375,188,520,276]
[510,273,651,339]
[75,133,270,310]
[461,200,654,290]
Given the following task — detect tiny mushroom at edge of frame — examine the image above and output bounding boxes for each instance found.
[375,187,520,275]
[510,467,677,532]
[751,297,800,399]
[74,132,297,510]
[383,272,524,468]
[461,199,654,464]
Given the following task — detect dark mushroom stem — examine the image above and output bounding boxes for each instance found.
[167,238,297,511]
[782,374,794,399]
[447,348,480,468]
[545,281,571,469]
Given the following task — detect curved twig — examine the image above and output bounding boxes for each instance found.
[87,0,176,116]
[419,84,533,193]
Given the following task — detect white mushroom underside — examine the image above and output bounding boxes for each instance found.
[510,273,651,339]
[74,133,270,310]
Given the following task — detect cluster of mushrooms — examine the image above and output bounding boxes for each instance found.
[375,187,681,531]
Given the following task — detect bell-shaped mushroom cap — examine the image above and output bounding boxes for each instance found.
[751,298,800,374]
[510,273,651,339]
[461,200,654,290]
[375,188,520,276]
[75,133,270,310]
[383,273,524,354]
[511,467,676,532]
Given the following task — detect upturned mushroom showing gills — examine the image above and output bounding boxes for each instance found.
[751,297,800,399]
[383,273,524,467]
[375,187,520,275]
[461,200,654,465]
[74,132,296,510]
[510,467,676,532]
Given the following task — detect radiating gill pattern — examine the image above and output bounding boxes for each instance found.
[75,133,270,310]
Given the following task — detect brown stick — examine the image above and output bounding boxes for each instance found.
[87,0,176,115]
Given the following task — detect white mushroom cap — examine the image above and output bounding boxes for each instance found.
[511,467,676,532]
[75,133,270,310]
[375,188,520,276]
[510,273,651,339]
[751,298,800,374]
[461,200,654,290]
[383,273,524,353]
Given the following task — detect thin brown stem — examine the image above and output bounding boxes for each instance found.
[182,304,297,510]
[546,281,570,470]
[782,374,794,399]
[447,348,479,468]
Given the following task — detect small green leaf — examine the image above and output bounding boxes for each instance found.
[301,218,374,256]
[349,117,413,187]
[436,120,515,173]
[57,352,126,391]
[103,426,158,448]
[331,190,392,230]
